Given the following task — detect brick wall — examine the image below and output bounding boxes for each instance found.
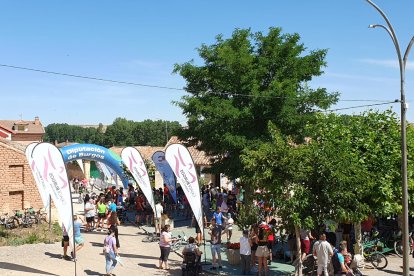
[12,133,43,142]
[0,143,43,213]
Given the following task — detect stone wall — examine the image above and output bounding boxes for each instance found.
[0,142,43,213]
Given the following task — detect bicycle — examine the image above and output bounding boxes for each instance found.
[362,243,388,270]
[0,213,16,229]
[394,231,413,258]
[36,208,48,224]
[171,231,189,252]
[141,232,160,242]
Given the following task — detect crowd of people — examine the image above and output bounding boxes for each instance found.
[68,179,360,276]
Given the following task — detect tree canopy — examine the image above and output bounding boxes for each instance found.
[44,118,182,147]
[173,27,339,179]
[241,110,413,231]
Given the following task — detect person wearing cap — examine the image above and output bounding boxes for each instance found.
[240,229,252,275]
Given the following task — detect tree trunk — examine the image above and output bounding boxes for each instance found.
[354,222,362,255]
[295,225,303,276]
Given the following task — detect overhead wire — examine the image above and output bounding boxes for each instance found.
[0,63,400,104]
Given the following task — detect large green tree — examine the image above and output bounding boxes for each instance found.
[242,110,413,258]
[174,27,339,179]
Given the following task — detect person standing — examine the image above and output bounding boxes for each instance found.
[209,218,223,270]
[158,224,176,270]
[107,211,121,249]
[103,227,119,276]
[313,233,333,276]
[224,213,234,242]
[250,224,259,272]
[61,224,70,260]
[212,207,224,231]
[84,198,96,232]
[192,215,203,245]
[256,223,270,276]
[155,201,164,234]
[96,197,108,232]
[300,228,314,261]
[240,229,252,275]
[72,215,85,260]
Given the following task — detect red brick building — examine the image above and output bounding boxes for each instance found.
[0,117,45,213]
[0,116,45,145]
[0,138,43,213]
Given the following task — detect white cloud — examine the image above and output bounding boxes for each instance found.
[359,58,414,70]
[322,72,398,83]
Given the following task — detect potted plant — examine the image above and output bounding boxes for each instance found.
[225,242,241,265]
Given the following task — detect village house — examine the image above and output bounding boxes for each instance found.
[0,117,46,213]
[0,116,45,145]
[0,138,43,213]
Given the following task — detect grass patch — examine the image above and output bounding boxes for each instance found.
[0,222,61,246]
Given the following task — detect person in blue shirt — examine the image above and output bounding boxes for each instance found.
[108,200,117,213]
[212,207,225,231]
[71,215,85,260]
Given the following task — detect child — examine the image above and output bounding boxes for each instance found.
[223,213,234,242]
[240,229,252,275]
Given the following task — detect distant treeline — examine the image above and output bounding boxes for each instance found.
[44,118,182,147]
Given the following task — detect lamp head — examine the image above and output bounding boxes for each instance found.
[368,24,376,28]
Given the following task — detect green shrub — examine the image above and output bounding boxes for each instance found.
[237,204,260,231]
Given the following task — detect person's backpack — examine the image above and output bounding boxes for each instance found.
[103,236,111,254]
[331,250,342,274]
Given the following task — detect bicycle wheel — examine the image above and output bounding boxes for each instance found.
[142,235,155,242]
[171,242,179,252]
[369,252,388,270]
[394,240,403,258]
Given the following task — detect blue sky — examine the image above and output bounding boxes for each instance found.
[0,0,413,126]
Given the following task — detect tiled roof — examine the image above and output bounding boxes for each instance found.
[109,146,164,161]
[166,136,211,166]
[0,137,26,153]
[55,141,78,148]
[0,118,45,134]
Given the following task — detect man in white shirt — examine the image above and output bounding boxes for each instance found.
[154,202,164,234]
[313,233,333,276]
[84,198,96,231]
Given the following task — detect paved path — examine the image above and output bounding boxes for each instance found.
[0,193,411,275]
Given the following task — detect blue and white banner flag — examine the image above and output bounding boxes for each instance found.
[152,151,177,203]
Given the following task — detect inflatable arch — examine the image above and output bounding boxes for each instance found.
[60,143,129,188]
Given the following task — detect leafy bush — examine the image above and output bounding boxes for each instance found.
[237,204,261,231]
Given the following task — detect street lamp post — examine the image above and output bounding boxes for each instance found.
[366,1,414,275]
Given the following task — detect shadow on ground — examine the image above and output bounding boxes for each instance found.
[120,252,160,260]
[84,269,102,275]
[44,252,63,259]
[0,262,58,275]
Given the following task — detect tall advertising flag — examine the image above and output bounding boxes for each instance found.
[31,143,74,247]
[152,151,177,203]
[165,144,203,230]
[121,147,155,212]
[25,142,50,209]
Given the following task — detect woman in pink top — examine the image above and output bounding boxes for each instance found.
[158,224,177,270]
[104,228,119,276]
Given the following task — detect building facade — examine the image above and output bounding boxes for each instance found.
[0,116,45,145]
[0,138,43,213]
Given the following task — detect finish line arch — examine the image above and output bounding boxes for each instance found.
[60,143,129,188]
